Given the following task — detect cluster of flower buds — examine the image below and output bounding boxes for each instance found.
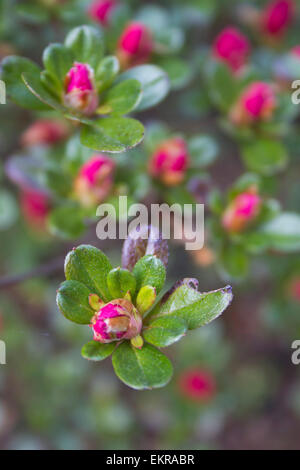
[21,119,69,147]
[74,154,115,207]
[21,188,50,231]
[230,81,277,126]
[177,368,216,402]
[89,297,143,344]
[213,27,250,74]
[64,62,99,115]
[222,188,261,233]
[88,0,118,27]
[117,22,153,69]
[148,137,189,186]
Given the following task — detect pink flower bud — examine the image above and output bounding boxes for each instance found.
[212,27,250,73]
[178,368,216,403]
[74,155,115,207]
[21,189,50,230]
[21,119,69,147]
[91,299,142,343]
[261,0,294,37]
[289,278,300,302]
[64,62,99,115]
[117,22,153,69]
[88,0,117,26]
[222,190,261,233]
[291,45,300,58]
[230,81,276,126]
[148,137,189,186]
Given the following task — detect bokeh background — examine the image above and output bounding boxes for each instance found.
[1,0,300,450]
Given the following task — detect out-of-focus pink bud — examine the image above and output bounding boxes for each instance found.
[289,278,300,302]
[21,189,50,231]
[148,137,189,186]
[21,120,69,147]
[74,155,115,207]
[222,189,261,233]
[291,45,300,58]
[261,0,294,37]
[212,27,250,73]
[88,0,117,26]
[230,81,276,126]
[91,298,142,343]
[177,368,216,403]
[117,22,153,69]
[64,62,99,115]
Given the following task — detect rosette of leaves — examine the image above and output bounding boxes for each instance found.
[210,173,300,280]
[56,225,233,390]
[1,25,170,152]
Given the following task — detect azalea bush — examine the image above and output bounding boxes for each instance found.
[1,0,300,450]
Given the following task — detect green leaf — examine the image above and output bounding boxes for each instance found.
[257,213,300,252]
[136,285,156,315]
[22,71,66,112]
[65,25,104,70]
[112,342,173,390]
[48,205,86,239]
[188,135,219,168]
[1,56,49,110]
[219,244,249,280]
[64,244,112,302]
[107,267,136,298]
[116,65,170,111]
[80,117,144,152]
[96,56,120,92]
[241,139,288,176]
[143,317,187,347]
[81,341,115,361]
[0,190,18,230]
[208,61,239,111]
[158,57,192,90]
[99,79,142,115]
[42,43,74,91]
[56,280,94,324]
[133,255,166,296]
[149,284,233,330]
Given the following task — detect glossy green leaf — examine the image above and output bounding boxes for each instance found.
[81,341,115,361]
[96,56,120,91]
[149,284,233,330]
[56,280,94,324]
[107,267,136,298]
[48,205,85,240]
[116,65,170,111]
[80,117,144,152]
[112,342,173,390]
[1,56,49,110]
[64,244,112,302]
[158,57,192,90]
[257,213,300,252]
[241,139,288,176]
[136,285,156,315]
[65,25,104,70]
[99,79,142,115]
[188,135,219,168]
[43,43,74,91]
[219,244,249,280]
[22,71,66,112]
[133,255,166,296]
[143,317,187,347]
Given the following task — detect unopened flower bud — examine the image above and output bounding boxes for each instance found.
[289,278,300,302]
[21,119,69,147]
[261,0,294,38]
[212,27,250,73]
[88,0,117,27]
[74,155,115,207]
[222,189,261,233]
[90,299,142,344]
[117,22,153,69]
[230,81,276,126]
[149,137,189,186]
[178,368,216,402]
[21,188,50,231]
[64,62,99,115]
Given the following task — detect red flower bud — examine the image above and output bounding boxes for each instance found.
[230,81,276,126]
[117,22,153,69]
[289,278,300,302]
[91,299,142,343]
[21,119,69,147]
[21,189,50,230]
[148,137,189,186]
[213,27,250,73]
[222,189,261,233]
[178,368,216,403]
[74,155,115,207]
[64,62,99,115]
[261,0,294,37]
[88,0,117,26]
